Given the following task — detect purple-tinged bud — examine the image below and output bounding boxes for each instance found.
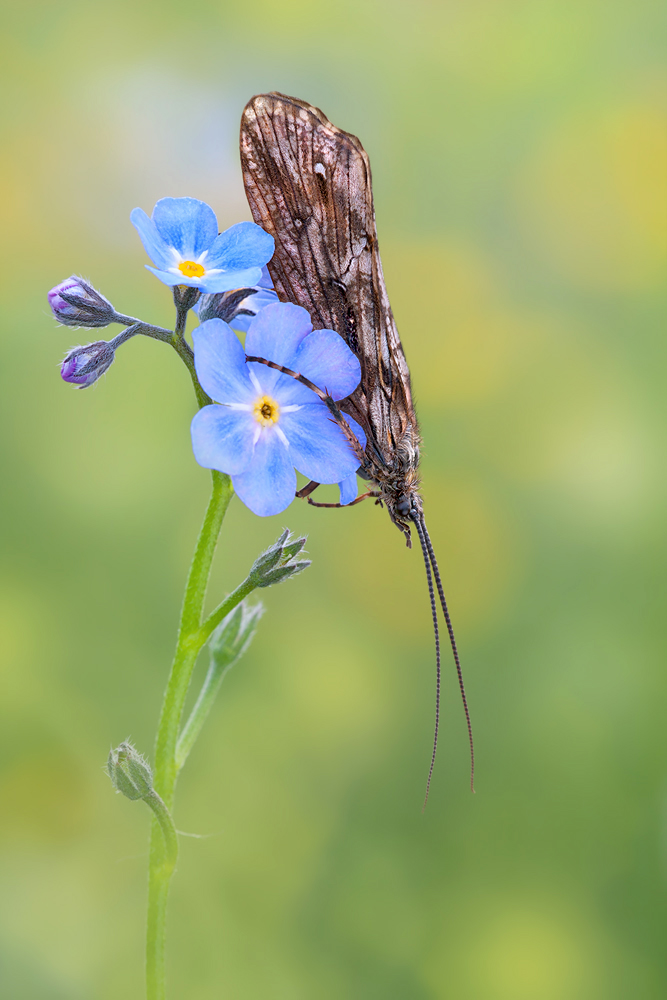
[48,276,115,328]
[61,341,115,388]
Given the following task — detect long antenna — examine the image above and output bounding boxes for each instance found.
[412,515,441,809]
[420,514,475,793]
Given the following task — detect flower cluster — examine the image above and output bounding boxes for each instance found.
[49,196,364,516]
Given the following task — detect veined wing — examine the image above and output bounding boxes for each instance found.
[240,92,418,474]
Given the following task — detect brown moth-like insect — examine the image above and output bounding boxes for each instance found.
[240,93,473,801]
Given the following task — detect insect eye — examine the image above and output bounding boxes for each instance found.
[396,498,412,517]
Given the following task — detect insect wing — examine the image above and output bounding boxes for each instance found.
[240,92,417,465]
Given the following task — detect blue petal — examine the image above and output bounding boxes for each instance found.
[192,319,255,404]
[281,404,366,483]
[230,288,280,333]
[257,265,274,289]
[191,405,255,475]
[232,431,296,517]
[152,197,218,258]
[145,265,198,287]
[277,329,361,405]
[131,208,174,270]
[245,302,313,394]
[200,266,262,293]
[145,264,263,292]
[206,221,275,271]
[338,473,359,506]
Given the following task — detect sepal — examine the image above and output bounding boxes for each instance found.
[258,560,311,587]
[173,284,201,312]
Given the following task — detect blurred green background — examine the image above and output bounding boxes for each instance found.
[1,0,666,997]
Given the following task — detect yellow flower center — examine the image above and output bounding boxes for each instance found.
[253,395,280,426]
[178,260,206,277]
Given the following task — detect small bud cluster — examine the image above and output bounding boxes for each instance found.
[48,277,116,328]
[106,742,154,801]
[249,529,310,588]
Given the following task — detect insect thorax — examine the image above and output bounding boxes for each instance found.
[361,424,422,540]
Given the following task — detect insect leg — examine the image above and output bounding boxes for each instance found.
[245,354,366,464]
[296,477,379,508]
[296,480,320,499]
[306,490,380,509]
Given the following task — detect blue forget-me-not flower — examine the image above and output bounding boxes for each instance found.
[130,197,274,294]
[190,302,365,516]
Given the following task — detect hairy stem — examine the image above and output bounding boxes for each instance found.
[146,470,233,1000]
[170,335,211,408]
[145,790,178,868]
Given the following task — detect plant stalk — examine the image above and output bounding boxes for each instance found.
[145,470,233,1000]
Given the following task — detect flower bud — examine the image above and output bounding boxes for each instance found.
[198,287,259,324]
[198,284,280,332]
[175,601,265,771]
[61,341,115,388]
[249,530,310,588]
[208,600,264,666]
[48,277,115,328]
[106,742,153,801]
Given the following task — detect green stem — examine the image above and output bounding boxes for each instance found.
[145,789,179,986]
[170,335,211,409]
[168,578,258,775]
[145,790,178,868]
[174,655,226,775]
[175,603,263,772]
[196,577,257,649]
[171,299,211,408]
[146,856,170,1000]
[146,469,233,1000]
